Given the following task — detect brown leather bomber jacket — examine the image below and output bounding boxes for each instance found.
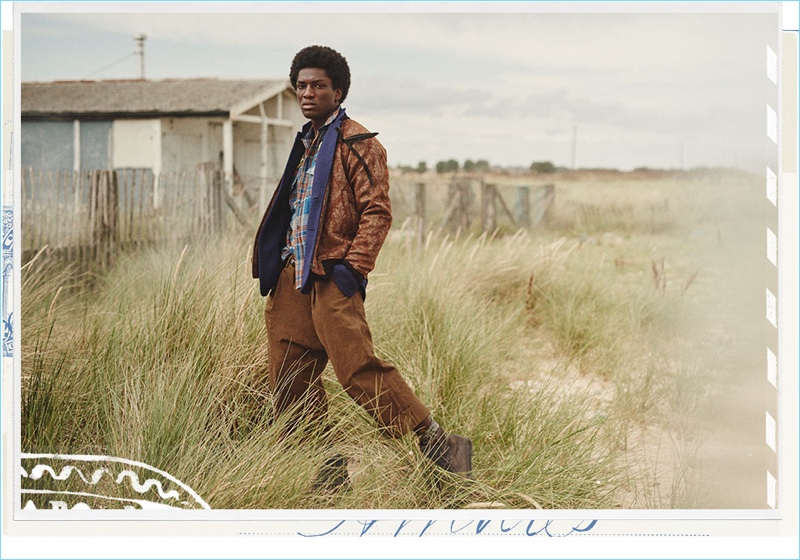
[251,116,392,293]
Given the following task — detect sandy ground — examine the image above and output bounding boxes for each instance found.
[520,171,773,510]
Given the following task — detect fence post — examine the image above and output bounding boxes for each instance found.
[414,182,426,249]
[543,183,555,224]
[194,165,210,235]
[482,183,497,233]
[445,176,473,232]
[517,186,531,229]
[528,183,556,227]
[461,178,473,231]
[536,184,556,226]
[212,169,224,234]
[91,170,119,270]
[200,168,216,235]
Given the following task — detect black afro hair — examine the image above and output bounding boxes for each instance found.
[289,45,351,104]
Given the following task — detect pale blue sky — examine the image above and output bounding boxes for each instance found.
[17,3,781,171]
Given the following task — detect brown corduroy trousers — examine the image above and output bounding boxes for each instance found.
[265,260,431,437]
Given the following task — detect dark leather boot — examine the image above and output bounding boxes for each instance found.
[419,421,473,477]
[312,453,350,493]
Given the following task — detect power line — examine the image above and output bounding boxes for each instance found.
[80,35,146,80]
[80,51,136,80]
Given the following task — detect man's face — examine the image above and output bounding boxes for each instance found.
[295,67,342,129]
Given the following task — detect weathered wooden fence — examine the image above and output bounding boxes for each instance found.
[22,167,556,270]
[400,174,555,247]
[21,167,252,270]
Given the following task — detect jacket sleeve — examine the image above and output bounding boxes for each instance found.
[341,134,393,279]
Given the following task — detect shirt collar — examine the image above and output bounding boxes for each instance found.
[303,107,341,143]
[321,107,341,129]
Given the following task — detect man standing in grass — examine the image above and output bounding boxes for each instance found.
[252,45,472,488]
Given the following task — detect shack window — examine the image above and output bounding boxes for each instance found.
[80,121,112,170]
[21,121,73,170]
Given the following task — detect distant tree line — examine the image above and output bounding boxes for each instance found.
[529,161,557,173]
[396,159,744,176]
[395,159,494,174]
[396,159,571,174]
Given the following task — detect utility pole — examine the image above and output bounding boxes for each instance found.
[680,140,684,170]
[134,34,147,79]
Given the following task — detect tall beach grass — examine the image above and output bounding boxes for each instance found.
[21,230,680,510]
[22,170,758,509]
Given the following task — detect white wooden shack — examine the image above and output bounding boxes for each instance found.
[21,78,304,208]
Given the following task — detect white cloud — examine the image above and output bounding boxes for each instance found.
[20,5,779,170]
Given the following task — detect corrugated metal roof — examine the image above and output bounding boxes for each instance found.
[22,78,290,117]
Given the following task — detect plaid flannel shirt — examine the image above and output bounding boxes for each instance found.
[282,108,340,289]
